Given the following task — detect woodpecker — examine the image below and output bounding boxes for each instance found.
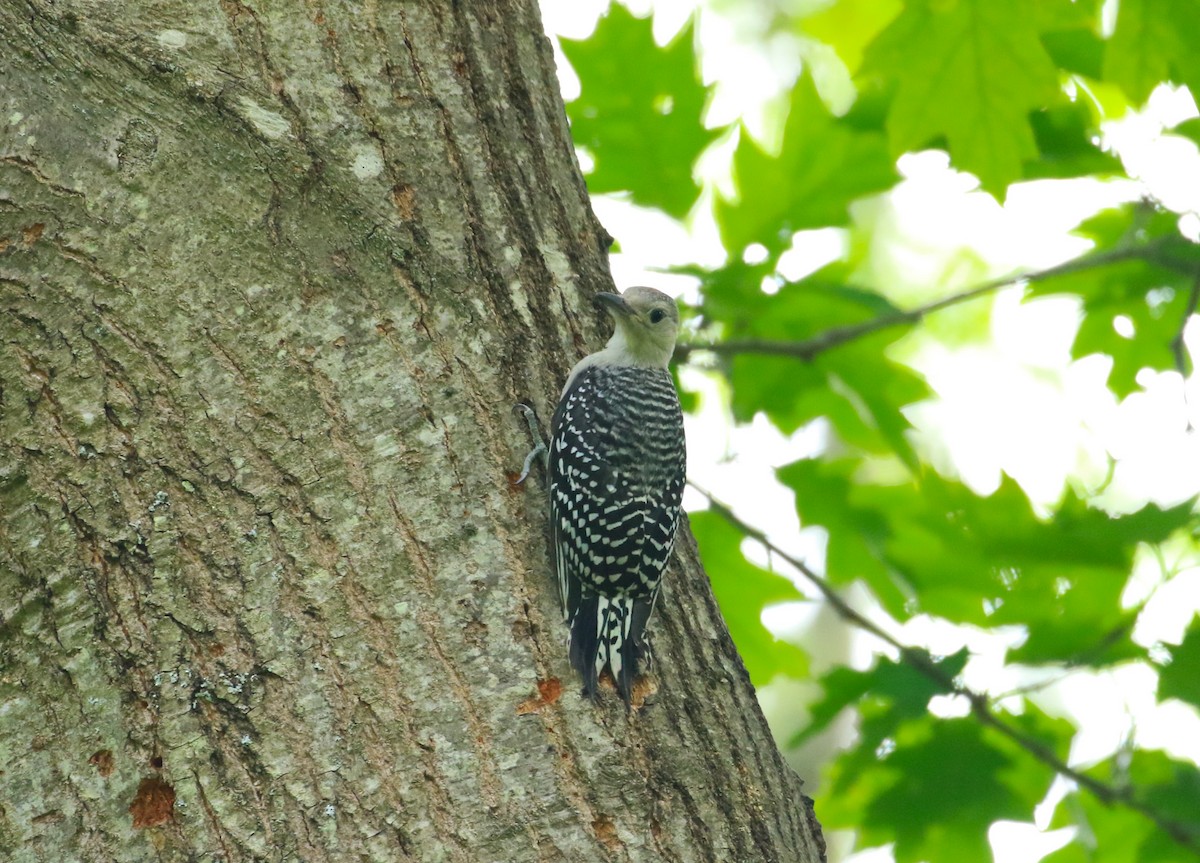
[549,287,686,703]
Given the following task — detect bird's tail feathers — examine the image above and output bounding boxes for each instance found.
[568,594,653,704]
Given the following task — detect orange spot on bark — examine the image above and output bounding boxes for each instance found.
[129,777,175,828]
[22,223,43,245]
[593,814,620,849]
[391,184,416,221]
[597,670,617,693]
[516,677,563,715]
[89,749,115,777]
[537,677,562,704]
[630,674,657,710]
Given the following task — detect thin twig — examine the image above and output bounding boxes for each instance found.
[1171,273,1200,379]
[690,484,907,655]
[690,483,1200,852]
[990,673,1074,702]
[676,240,1173,363]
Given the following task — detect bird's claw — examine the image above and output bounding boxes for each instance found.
[514,403,548,485]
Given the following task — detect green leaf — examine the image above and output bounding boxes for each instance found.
[1105,0,1200,106]
[1034,0,1104,30]
[799,0,903,74]
[725,339,927,464]
[1038,0,1105,79]
[1048,751,1200,861]
[1070,274,1192,397]
[1128,750,1200,841]
[1159,614,1200,710]
[915,481,1192,664]
[701,261,903,341]
[1030,204,1200,396]
[776,458,906,610]
[687,510,809,684]
[779,458,1195,664]
[701,264,928,465]
[1170,117,1200,149]
[1041,31,1105,81]
[562,5,721,218]
[790,648,968,747]
[1024,100,1123,182]
[1045,795,1155,863]
[715,74,898,257]
[861,0,1062,195]
[823,714,1067,863]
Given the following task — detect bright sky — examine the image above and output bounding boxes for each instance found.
[540,3,1200,861]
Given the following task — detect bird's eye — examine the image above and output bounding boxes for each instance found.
[649,309,666,324]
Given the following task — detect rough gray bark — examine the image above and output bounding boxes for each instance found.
[0,1,824,861]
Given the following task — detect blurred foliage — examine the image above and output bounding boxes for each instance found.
[1028,205,1200,395]
[562,2,1200,861]
[1160,614,1200,710]
[716,74,898,254]
[562,4,721,218]
[861,0,1062,195]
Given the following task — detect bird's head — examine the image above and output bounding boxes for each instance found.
[594,287,680,368]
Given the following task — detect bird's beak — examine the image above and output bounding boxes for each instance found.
[593,292,635,317]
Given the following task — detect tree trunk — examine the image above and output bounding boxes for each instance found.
[0,2,824,861]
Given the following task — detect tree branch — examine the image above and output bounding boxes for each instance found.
[676,240,1173,363]
[1171,272,1200,380]
[690,484,1200,853]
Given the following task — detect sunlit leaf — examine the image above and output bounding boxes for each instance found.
[1030,203,1200,396]
[562,5,721,217]
[799,0,903,74]
[861,0,1062,195]
[1034,0,1104,30]
[1170,117,1200,148]
[1105,0,1200,105]
[700,264,927,465]
[716,74,897,257]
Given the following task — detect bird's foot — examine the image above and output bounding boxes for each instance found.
[514,403,547,485]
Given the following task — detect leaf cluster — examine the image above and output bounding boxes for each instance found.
[563,3,1200,861]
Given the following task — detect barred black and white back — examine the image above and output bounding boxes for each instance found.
[550,364,686,702]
